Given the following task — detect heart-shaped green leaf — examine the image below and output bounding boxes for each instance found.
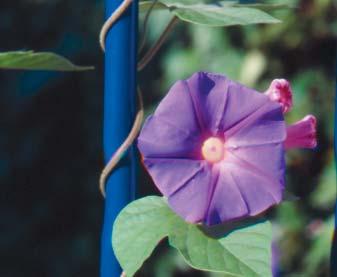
[112,196,273,277]
[0,51,93,71]
[112,196,175,277]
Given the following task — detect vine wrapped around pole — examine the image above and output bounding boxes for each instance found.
[100,0,138,276]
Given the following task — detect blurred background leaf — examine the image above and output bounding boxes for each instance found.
[310,157,336,209]
[301,217,334,276]
[0,51,93,71]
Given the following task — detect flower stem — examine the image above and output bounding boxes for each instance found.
[99,87,144,197]
[138,0,159,54]
[137,16,179,71]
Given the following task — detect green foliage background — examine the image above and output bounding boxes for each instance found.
[0,0,335,276]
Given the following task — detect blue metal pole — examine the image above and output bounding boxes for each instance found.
[100,0,138,276]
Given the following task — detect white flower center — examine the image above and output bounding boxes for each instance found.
[201,137,225,163]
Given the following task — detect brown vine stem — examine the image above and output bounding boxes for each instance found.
[99,87,144,197]
[138,0,159,54]
[137,16,179,71]
[99,0,133,52]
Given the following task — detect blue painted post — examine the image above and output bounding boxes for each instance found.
[100,0,138,276]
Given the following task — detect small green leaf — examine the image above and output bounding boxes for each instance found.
[112,196,273,277]
[0,51,94,71]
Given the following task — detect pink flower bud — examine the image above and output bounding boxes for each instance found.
[285,115,317,149]
[265,79,293,113]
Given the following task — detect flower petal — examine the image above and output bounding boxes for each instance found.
[204,164,249,225]
[138,115,201,159]
[185,72,230,135]
[228,162,282,215]
[219,79,272,133]
[138,78,207,159]
[226,144,285,190]
[143,158,212,223]
[183,72,274,136]
[142,158,204,195]
[154,79,201,135]
[205,153,283,225]
[224,100,286,148]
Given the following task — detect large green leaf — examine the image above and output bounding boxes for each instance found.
[0,51,93,71]
[140,1,286,27]
[170,4,281,27]
[112,196,273,277]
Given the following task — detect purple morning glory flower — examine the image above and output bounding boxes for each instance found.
[137,72,314,226]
